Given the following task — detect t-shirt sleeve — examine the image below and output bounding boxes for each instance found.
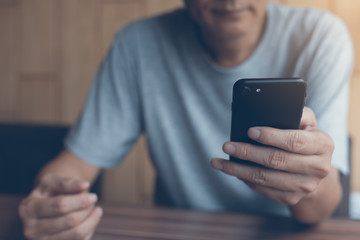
[303,13,354,174]
[65,27,143,168]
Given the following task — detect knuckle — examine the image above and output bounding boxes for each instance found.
[65,214,80,228]
[282,195,300,206]
[300,179,318,193]
[315,164,331,179]
[261,129,274,142]
[250,168,267,185]
[56,179,68,191]
[222,161,235,176]
[266,150,286,169]
[256,128,275,145]
[61,178,74,188]
[54,198,68,214]
[323,135,335,154]
[18,198,34,219]
[286,131,305,151]
[241,144,251,160]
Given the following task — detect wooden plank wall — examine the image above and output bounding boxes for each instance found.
[0,0,359,206]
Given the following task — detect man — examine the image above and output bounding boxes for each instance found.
[19,0,353,239]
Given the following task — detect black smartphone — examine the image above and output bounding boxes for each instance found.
[230,78,306,165]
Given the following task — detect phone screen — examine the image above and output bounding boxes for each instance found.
[230,78,306,164]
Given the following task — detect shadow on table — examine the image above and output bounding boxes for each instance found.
[249,216,316,240]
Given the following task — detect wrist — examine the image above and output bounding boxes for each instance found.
[289,168,342,224]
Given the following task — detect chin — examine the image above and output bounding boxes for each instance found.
[212,25,248,40]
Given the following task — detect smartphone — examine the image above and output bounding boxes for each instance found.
[230,78,306,165]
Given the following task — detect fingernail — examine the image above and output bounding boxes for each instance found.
[89,194,98,203]
[248,128,261,139]
[212,160,223,170]
[224,143,236,154]
[96,207,103,216]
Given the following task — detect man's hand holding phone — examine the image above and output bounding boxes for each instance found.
[211,107,340,223]
[18,175,103,240]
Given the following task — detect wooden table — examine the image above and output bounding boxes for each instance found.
[1,195,359,240]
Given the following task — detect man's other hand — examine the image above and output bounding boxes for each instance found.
[211,107,335,207]
[19,175,103,240]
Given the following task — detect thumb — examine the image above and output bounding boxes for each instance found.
[299,107,317,130]
[38,175,90,195]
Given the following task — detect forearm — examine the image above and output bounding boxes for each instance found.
[289,167,342,224]
[36,149,100,184]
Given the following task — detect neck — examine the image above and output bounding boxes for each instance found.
[199,17,267,68]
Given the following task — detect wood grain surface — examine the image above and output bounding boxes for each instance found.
[1,195,359,240]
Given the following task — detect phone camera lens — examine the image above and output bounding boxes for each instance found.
[241,87,251,96]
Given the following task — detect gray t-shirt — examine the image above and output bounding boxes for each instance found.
[65,3,353,216]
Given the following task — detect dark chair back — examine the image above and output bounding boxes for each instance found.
[0,123,101,196]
